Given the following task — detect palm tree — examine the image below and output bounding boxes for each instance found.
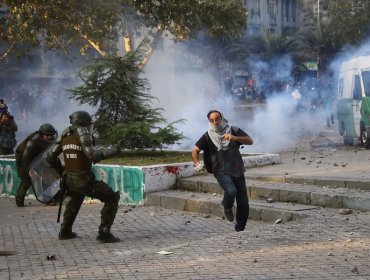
[247,29,294,60]
[291,18,338,76]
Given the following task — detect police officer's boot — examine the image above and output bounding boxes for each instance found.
[15,196,25,207]
[97,226,120,243]
[58,224,77,240]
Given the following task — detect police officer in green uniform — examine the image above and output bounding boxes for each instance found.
[46,111,121,243]
[15,123,57,207]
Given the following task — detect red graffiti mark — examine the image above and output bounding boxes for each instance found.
[164,166,180,176]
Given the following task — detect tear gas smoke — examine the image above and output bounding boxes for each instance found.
[2,52,94,143]
[145,43,329,153]
[330,37,370,79]
[10,35,370,153]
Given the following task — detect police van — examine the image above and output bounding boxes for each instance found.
[337,55,370,147]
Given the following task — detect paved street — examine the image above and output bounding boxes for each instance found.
[1,176,370,280]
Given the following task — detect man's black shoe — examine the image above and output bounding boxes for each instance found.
[58,231,77,240]
[15,196,24,207]
[235,225,245,232]
[224,208,234,222]
[96,232,120,243]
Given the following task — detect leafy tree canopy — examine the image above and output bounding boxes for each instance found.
[291,0,370,74]
[0,0,247,60]
[326,0,370,47]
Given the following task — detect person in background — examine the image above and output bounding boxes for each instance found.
[191,110,253,232]
[46,111,121,243]
[15,123,58,207]
[0,98,8,115]
[0,112,17,155]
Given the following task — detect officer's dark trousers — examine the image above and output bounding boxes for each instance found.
[16,175,32,199]
[215,173,249,231]
[62,173,119,233]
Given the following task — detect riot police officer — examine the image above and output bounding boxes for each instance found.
[46,111,121,243]
[15,123,57,207]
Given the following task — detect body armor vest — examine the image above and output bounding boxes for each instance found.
[61,131,92,173]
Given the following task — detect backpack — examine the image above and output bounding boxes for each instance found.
[203,133,215,174]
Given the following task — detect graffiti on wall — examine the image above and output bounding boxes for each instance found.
[0,160,20,196]
[92,165,144,204]
[0,159,145,205]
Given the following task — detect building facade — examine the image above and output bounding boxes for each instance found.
[246,0,300,35]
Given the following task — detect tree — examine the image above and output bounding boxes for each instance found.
[1,1,247,149]
[247,29,293,61]
[326,0,370,47]
[291,19,337,75]
[0,0,247,62]
[0,0,124,60]
[69,42,186,149]
[293,0,370,75]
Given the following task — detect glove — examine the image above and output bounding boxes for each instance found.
[194,162,205,173]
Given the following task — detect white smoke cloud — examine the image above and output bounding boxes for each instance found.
[9,34,350,153]
[144,42,328,153]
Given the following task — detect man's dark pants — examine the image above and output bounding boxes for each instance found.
[215,173,249,231]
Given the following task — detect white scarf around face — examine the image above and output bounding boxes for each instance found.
[208,118,231,151]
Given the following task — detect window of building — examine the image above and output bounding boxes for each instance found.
[285,0,290,21]
[292,0,297,23]
[256,0,260,18]
[268,0,277,25]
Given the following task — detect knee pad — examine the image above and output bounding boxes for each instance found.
[91,180,119,203]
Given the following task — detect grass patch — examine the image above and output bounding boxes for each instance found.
[100,150,193,166]
[100,150,256,166]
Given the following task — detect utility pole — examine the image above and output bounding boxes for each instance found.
[317,0,320,79]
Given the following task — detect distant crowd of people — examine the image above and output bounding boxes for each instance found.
[2,84,71,122]
[222,71,336,127]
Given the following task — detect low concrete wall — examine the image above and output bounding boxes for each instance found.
[92,164,144,204]
[0,153,280,205]
[143,154,281,193]
[0,159,145,205]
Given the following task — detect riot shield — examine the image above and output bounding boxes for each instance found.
[28,145,61,203]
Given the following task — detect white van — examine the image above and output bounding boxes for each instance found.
[337,55,370,147]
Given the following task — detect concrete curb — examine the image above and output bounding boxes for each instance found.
[245,174,370,191]
[178,176,370,211]
[145,190,314,223]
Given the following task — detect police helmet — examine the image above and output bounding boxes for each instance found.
[69,111,93,126]
[39,123,57,135]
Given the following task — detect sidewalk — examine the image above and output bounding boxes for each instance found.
[2,144,370,280]
[247,144,370,184]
